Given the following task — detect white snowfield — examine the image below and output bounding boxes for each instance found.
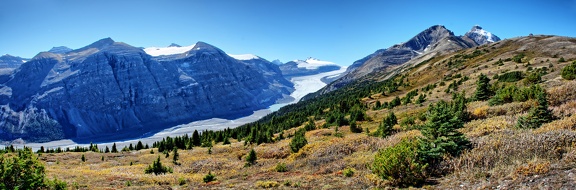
[143,44,195,56]
[1,65,347,151]
[227,54,260,60]
[294,57,339,69]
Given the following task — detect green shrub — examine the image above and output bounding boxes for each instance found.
[373,139,427,187]
[203,171,216,183]
[524,71,542,85]
[561,61,576,80]
[275,163,287,172]
[496,71,524,82]
[290,128,307,153]
[343,168,355,177]
[178,177,186,185]
[245,149,257,167]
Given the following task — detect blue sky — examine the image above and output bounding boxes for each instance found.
[1,0,575,66]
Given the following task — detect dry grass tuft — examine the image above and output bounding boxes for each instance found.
[444,129,576,185]
[548,80,576,106]
[537,114,576,132]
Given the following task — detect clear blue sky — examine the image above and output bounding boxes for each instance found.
[1,0,575,66]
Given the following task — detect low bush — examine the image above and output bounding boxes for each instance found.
[372,139,427,187]
[561,61,576,80]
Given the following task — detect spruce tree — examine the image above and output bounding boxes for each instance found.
[245,149,257,167]
[111,143,118,153]
[377,112,397,138]
[136,141,144,150]
[517,86,553,128]
[418,99,470,164]
[192,130,201,146]
[473,73,492,101]
[104,146,110,153]
[81,154,86,162]
[172,147,179,164]
[290,128,308,153]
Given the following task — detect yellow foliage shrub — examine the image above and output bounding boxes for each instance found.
[255,180,279,188]
[514,161,550,177]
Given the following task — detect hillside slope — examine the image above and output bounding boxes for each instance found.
[2,35,575,189]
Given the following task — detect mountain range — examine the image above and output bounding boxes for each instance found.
[318,25,500,94]
[0,38,296,142]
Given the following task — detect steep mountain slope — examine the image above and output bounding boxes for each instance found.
[0,39,292,142]
[319,25,499,94]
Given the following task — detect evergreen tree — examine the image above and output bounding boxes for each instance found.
[245,149,257,167]
[473,73,492,101]
[172,147,179,164]
[517,86,553,128]
[192,130,201,146]
[304,120,316,131]
[111,143,118,153]
[129,143,134,151]
[377,112,397,138]
[223,136,231,145]
[104,146,110,153]
[81,154,86,162]
[350,120,362,133]
[418,99,470,165]
[136,141,144,150]
[290,128,307,153]
[0,148,66,189]
[145,156,172,175]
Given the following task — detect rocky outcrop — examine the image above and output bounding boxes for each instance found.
[0,38,292,142]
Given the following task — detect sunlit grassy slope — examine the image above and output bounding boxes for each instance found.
[37,35,576,189]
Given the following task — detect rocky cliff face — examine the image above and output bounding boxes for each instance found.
[319,25,499,94]
[0,38,292,142]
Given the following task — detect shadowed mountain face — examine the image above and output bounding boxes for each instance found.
[0,39,292,142]
[318,25,499,95]
[0,54,28,69]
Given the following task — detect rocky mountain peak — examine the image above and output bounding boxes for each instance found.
[72,37,115,53]
[464,25,501,45]
[402,25,454,52]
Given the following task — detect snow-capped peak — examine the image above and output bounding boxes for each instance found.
[144,43,196,56]
[467,25,500,43]
[227,54,260,60]
[294,57,338,69]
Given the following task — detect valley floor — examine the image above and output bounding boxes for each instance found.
[0,67,347,152]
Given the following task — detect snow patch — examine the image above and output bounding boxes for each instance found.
[227,54,260,60]
[144,44,196,56]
